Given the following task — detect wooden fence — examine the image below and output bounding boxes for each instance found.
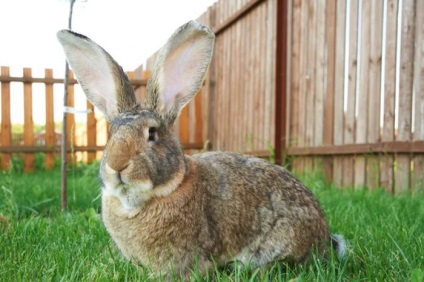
[142,0,278,157]
[2,0,424,193]
[148,0,424,192]
[0,66,204,172]
[285,0,424,193]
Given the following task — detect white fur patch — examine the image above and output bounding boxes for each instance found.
[102,166,185,212]
[331,234,347,258]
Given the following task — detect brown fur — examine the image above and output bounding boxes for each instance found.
[102,152,331,277]
[57,21,343,279]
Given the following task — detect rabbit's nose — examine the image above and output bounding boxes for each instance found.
[107,137,134,172]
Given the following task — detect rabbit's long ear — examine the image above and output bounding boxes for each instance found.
[145,21,215,124]
[57,30,137,121]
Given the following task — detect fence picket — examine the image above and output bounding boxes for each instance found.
[313,0,326,172]
[86,100,96,163]
[355,0,371,188]
[412,0,424,192]
[1,66,11,170]
[366,0,383,189]
[45,69,55,169]
[23,68,34,172]
[303,0,317,173]
[342,0,359,188]
[65,71,75,162]
[395,0,416,193]
[323,0,337,181]
[332,0,347,187]
[380,0,398,193]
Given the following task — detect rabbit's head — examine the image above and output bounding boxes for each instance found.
[57,21,215,210]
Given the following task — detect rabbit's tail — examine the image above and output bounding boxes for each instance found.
[330,234,347,258]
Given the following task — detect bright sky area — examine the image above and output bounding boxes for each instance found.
[0,0,217,123]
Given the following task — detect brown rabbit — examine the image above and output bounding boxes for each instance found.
[57,21,345,278]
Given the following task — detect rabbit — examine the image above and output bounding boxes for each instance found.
[57,21,345,278]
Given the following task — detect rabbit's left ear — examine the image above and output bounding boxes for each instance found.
[57,30,137,121]
[145,21,215,124]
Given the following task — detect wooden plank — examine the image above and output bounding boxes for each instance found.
[263,0,276,160]
[313,0,326,171]
[214,1,223,149]
[241,7,250,152]
[236,1,245,153]
[412,0,424,193]
[1,66,11,170]
[342,0,359,188]
[66,71,75,162]
[289,0,301,150]
[256,2,265,151]
[366,0,383,189]
[229,0,236,150]
[179,101,190,153]
[245,9,254,153]
[294,0,310,173]
[355,0,371,189]
[303,0,317,173]
[23,68,34,172]
[188,92,195,151]
[395,0,416,193]
[333,0,347,187]
[323,0,337,181]
[219,0,228,150]
[224,0,231,151]
[214,33,222,149]
[45,69,55,170]
[380,0,398,193]
[298,0,308,149]
[305,0,317,148]
[194,90,203,145]
[86,100,96,163]
[301,1,316,173]
[288,0,303,171]
[231,0,239,149]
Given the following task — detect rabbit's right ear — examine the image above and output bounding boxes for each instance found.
[144,21,215,125]
[57,30,137,121]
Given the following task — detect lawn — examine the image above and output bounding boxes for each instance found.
[0,162,423,281]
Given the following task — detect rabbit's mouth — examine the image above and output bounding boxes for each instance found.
[101,162,186,211]
[103,178,155,210]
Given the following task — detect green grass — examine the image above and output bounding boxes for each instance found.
[0,164,423,281]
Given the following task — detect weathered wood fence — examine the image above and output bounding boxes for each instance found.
[1,0,424,193]
[169,0,422,192]
[0,66,204,172]
[284,0,424,193]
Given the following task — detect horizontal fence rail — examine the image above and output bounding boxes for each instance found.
[286,0,424,193]
[144,0,424,193]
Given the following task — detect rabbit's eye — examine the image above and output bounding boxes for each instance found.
[148,127,157,142]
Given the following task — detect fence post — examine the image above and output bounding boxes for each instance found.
[23,68,34,172]
[66,71,75,162]
[274,0,288,165]
[86,100,96,163]
[1,66,11,170]
[45,69,55,170]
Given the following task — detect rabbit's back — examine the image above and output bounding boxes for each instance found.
[192,151,331,264]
